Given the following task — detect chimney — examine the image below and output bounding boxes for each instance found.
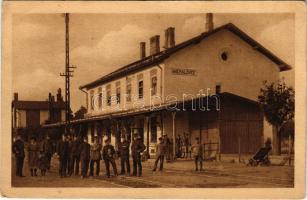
[57,88,63,102]
[150,35,160,55]
[164,27,175,49]
[48,93,52,102]
[140,42,146,59]
[14,93,18,101]
[205,13,213,32]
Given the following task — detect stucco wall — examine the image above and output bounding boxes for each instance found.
[86,66,163,117]
[163,29,280,102]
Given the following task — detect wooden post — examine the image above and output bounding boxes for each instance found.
[172,112,176,160]
[146,116,150,159]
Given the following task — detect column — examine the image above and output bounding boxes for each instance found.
[172,112,176,160]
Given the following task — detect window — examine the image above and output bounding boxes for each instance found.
[221,51,228,61]
[137,73,144,99]
[138,80,144,99]
[116,82,121,104]
[106,85,111,106]
[90,90,94,110]
[98,87,102,109]
[151,76,157,96]
[126,83,132,102]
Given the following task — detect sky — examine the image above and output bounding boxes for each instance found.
[12,13,294,112]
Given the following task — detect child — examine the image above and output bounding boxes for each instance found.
[38,151,48,176]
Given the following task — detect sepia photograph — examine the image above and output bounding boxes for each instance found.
[1,1,306,199]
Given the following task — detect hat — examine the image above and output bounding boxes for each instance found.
[104,138,110,143]
[158,137,163,141]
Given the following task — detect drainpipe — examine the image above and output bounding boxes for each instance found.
[79,87,88,111]
[157,64,164,103]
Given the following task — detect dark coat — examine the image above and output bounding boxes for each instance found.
[41,139,53,155]
[28,142,39,168]
[131,139,146,157]
[118,141,130,158]
[56,140,69,158]
[13,139,25,158]
[102,144,116,160]
[71,139,82,157]
[80,142,91,160]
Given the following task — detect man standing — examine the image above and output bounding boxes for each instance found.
[102,139,118,178]
[89,137,101,177]
[70,135,81,175]
[162,134,171,161]
[191,137,204,171]
[56,135,69,177]
[80,137,91,179]
[131,134,146,177]
[118,137,130,175]
[12,134,25,177]
[41,135,53,171]
[66,135,74,176]
[153,137,165,172]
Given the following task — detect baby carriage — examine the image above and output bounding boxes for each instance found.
[247,147,271,166]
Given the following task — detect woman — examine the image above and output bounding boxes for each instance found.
[28,137,39,176]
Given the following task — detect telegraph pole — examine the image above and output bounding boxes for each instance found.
[60,13,76,135]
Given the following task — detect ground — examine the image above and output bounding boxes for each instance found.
[12,156,294,188]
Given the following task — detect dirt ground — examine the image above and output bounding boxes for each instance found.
[11,155,294,188]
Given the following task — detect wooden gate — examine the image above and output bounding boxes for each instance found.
[220,120,262,154]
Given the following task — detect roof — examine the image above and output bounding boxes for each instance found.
[80,23,291,90]
[12,100,66,110]
[42,92,258,128]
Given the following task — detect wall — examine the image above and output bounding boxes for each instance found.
[163,29,280,102]
[17,110,27,128]
[86,65,163,117]
[40,110,49,125]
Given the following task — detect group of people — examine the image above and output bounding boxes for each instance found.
[12,134,53,177]
[12,132,205,179]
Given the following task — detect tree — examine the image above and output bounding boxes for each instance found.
[74,106,87,120]
[258,79,294,155]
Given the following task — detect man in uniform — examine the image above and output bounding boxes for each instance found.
[102,139,118,178]
[12,134,25,177]
[56,135,69,177]
[131,134,146,176]
[153,137,165,172]
[41,135,53,171]
[66,134,74,176]
[118,137,130,175]
[191,137,204,171]
[89,137,102,177]
[70,135,81,175]
[80,137,91,178]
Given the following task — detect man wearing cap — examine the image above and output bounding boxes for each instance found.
[80,137,91,178]
[89,137,102,177]
[12,134,25,177]
[70,135,82,175]
[191,137,204,171]
[118,137,130,175]
[131,134,146,176]
[153,137,165,172]
[102,139,118,178]
[56,135,69,177]
[41,135,53,171]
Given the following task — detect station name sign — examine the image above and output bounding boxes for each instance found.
[171,68,197,76]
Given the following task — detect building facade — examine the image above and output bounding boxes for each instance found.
[12,89,66,138]
[45,15,290,157]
